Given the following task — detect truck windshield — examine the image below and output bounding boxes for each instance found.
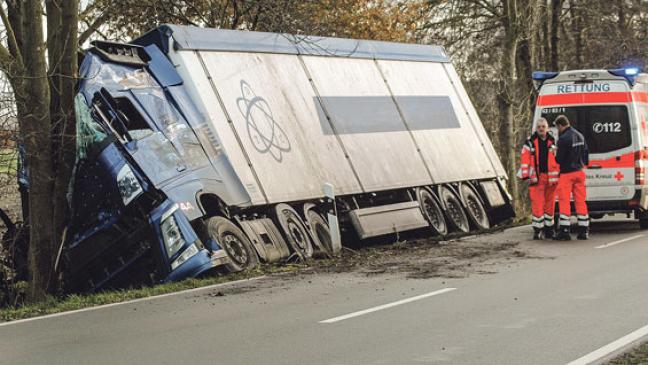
[75,94,109,161]
[540,105,631,154]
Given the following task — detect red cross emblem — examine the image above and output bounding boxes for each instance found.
[614,171,624,181]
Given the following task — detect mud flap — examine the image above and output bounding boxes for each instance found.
[237,218,291,263]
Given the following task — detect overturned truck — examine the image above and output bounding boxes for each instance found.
[63,25,514,292]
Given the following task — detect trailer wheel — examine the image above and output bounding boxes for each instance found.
[439,186,470,233]
[306,209,334,255]
[207,216,259,272]
[416,188,447,236]
[274,204,314,260]
[460,183,490,230]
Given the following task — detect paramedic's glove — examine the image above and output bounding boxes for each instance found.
[549,145,557,154]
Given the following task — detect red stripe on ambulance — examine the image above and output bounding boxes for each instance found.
[588,152,635,169]
[537,91,648,106]
[537,92,632,106]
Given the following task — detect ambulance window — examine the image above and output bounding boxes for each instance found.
[541,105,631,154]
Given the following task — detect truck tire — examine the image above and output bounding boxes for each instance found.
[417,188,448,236]
[460,183,490,230]
[207,216,259,272]
[306,209,334,255]
[274,203,314,260]
[439,186,470,233]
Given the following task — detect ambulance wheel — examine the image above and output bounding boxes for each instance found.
[207,216,259,272]
[417,188,448,236]
[274,203,314,260]
[306,209,335,255]
[439,186,470,233]
[460,183,490,230]
[640,218,648,229]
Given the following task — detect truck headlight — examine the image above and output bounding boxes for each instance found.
[117,164,143,206]
[161,212,186,258]
[171,243,199,270]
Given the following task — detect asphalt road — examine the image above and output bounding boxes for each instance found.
[2,216,648,365]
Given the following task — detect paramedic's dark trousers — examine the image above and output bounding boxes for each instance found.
[558,170,589,229]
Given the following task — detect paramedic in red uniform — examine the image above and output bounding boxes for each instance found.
[518,118,560,239]
[554,115,590,240]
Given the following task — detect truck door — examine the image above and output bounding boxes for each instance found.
[540,105,635,201]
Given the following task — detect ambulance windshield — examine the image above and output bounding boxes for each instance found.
[541,105,631,154]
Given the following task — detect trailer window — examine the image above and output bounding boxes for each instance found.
[541,105,631,154]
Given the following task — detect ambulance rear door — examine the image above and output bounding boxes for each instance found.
[537,80,636,201]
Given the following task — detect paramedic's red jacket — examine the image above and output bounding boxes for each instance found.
[555,127,589,172]
[518,132,560,184]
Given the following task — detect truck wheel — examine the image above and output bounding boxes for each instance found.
[207,216,259,272]
[417,188,448,236]
[640,218,648,229]
[306,209,334,255]
[439,186,470,233]
[274,204,314,260]
[460,183,490,230]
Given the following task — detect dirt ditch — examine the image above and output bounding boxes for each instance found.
[295,227,547,281]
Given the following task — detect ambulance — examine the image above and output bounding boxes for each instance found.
[532,68,648,227]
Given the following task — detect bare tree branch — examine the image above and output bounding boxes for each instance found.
[0,2,22,67]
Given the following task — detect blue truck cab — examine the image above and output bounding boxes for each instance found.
[63,41,230,292]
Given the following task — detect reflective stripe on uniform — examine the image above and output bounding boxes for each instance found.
[544,214,554,226]
[532,216,544,228]
[577,214,589,226]
[559,214,570,226]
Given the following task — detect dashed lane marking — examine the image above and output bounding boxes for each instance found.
[595,234,644,249]
[319,288,457,324]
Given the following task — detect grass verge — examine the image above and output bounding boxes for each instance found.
[0,263,306,322]
[608,341,648,364]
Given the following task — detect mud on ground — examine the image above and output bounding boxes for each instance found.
[290,226,547,281]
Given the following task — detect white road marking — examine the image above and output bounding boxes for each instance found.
[319,287,457,324]
[595,234,644,249]
[0,276,266,328]
[566,323,648,365]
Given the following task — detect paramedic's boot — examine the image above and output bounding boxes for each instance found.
[577,226,589,240]
[533,227,542,240]
[553,227,571,241]
[543,226,554,240]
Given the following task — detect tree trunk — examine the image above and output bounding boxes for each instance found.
[50,0,79,251]
[22,0,54,300]
[543,0,551,68]
[550,0,561,70]
[570,0,583,67]
[498,0,520,209]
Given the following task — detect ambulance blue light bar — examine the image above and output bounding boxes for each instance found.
[608,67,641,85]
[532,71,559,82]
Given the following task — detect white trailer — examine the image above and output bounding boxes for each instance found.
[85,24,515,270]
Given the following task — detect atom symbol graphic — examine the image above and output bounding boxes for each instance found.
[236,80,291,162]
